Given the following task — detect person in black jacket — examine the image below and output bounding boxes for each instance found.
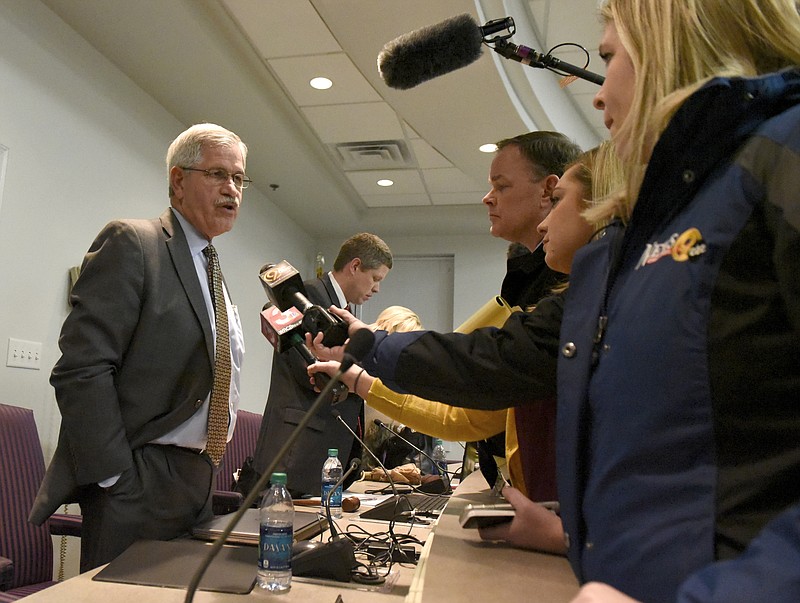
[471,131,580,491]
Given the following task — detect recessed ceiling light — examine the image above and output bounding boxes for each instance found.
[479,143,497,153]
[377,179,394,187]
[309,77,332,90]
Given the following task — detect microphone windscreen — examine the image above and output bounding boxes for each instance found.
[378,13,483,89]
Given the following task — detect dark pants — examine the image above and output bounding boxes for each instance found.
[78,444,215,572]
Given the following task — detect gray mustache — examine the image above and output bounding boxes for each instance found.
[215,196,239,209]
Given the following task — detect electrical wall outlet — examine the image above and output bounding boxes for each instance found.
[6,338,42,370]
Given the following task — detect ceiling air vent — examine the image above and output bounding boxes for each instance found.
[329,140,415,171]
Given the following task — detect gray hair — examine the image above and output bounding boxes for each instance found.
[166,123,248,197]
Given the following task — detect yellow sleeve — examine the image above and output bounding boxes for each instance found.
[367,378,507,441]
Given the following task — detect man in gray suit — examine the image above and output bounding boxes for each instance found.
[29,123,248,572]
[251,233,392,497]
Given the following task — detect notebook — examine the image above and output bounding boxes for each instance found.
[93,538,256,594]
[191,507,328,545]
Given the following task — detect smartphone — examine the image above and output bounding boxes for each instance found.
[458,500,559,529]
[459,503,515,529]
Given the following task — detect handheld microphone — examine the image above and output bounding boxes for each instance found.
[260,302,349,404]
[372,419,450,495]
[259,261,349,347]
[185,333,374,602]
[332,409,399,498]
[260,303,304,354]
[324,458,361,538]
[258,260,313,313]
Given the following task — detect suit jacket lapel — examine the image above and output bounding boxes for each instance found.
[321,273,343,308]
[161,209,214,364]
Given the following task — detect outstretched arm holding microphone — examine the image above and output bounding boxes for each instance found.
[306,330,566,554]
[306,307,512,446]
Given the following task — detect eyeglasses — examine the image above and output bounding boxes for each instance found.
[181,167,252,190]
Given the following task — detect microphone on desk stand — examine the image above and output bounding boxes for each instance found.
[290,458,363,584]
[318,457,386,586]
[184,328,375,603]
[334,410,423,518]
[334,411,438,526]
[373,419,452,495]
[333,410,400,498]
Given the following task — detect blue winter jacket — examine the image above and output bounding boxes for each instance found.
[557,70,800,602]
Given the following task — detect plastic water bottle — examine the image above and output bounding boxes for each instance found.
[432,438,450,489]
[321,448,343,519]
[257,472,294,592]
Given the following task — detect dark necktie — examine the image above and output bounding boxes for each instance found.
[203,244,231,466]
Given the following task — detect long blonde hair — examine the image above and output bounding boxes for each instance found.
[572,140,624,227]
[549,140,623,293]
[596,0,800,221]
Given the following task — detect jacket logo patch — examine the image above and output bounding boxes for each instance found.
[636,228,707,270]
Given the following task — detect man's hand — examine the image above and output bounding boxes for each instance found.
[570,582,640,603]
[306,331,346,362]
[479,486,567,554]
[306,306,374,361]
[307,360,342,388]
[328,306,371,335]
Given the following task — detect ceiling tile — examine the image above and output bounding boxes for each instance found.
[410,139,452,169]
[431,191,486,206]
[422,168,484,194]
[345,169,425,195]
[301,102,404,143]
[402,122,421,140]
[222,0,341,58]
[361,193,432,208]
[268,54,381,106]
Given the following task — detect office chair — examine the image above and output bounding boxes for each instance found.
[212,408,263,515]
[0,403,81,601]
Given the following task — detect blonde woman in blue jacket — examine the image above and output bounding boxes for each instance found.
[312,2,800,601]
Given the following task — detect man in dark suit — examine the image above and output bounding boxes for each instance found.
[252,233,392,497]
[29,123,248,572]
